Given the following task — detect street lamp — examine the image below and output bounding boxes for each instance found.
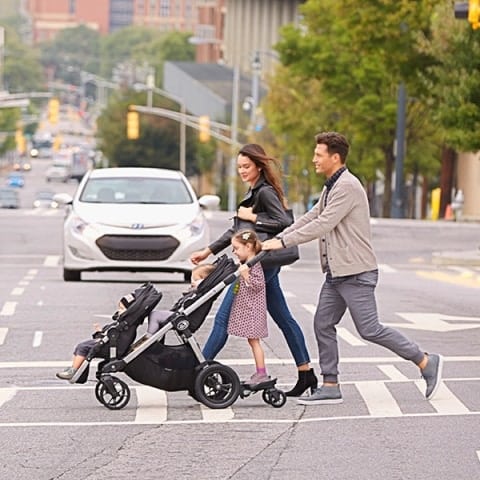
[250,51,261,130]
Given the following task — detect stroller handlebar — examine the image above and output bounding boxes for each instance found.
[246,250,268,268]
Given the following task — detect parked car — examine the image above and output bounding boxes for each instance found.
[32,190,58,209]
[13,160,32,172]
[6,173,25,188]
[54,167,220,282]
[0,188,20,209]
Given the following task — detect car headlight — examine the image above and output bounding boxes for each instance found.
[69,213,89,235]
[189,212,206,236]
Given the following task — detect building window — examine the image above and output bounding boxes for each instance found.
[160,0,169,17]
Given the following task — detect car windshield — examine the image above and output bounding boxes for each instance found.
[79,177,194,204]
[0,190,17,198]
[35,191,54,199]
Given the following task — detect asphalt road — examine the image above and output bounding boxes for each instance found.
[0,158,480,479]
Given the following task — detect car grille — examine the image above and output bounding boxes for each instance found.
[96,235,180,261]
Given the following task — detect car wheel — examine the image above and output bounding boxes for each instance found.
[64,268,81,282]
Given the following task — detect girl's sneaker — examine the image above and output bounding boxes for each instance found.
[248,372,270,386]
[56,367,77,380]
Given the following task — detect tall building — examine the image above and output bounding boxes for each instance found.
[192,0,225,64]
[133,0,198,33]
[24,0,111,42]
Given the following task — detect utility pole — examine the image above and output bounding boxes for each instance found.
[391,83,406,219]
[228,65,240,212]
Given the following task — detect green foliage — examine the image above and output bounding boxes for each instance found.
[40,25,101,83]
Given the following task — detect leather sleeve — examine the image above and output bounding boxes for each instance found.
[254,186,292,235]
[208,225,235,255]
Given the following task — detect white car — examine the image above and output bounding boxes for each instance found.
[54,167,220,282]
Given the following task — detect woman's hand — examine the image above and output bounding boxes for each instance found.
[190,248,211,265]
[237,206,256,223]
[262,238,283,250]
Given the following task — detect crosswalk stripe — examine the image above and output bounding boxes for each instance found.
[200,405,234,422]
[134,386,167,423]
[0,302,17,316]
[338,327,367,346]
[0,328,7,345]
[377,364,409,381]
[0,388,16,408]
[414,380,469,414]
[43,256,60,267]
[356,381,403,417]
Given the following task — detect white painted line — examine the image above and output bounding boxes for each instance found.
[32,331,43,348]
[43,256,60,267]
[356,381,403,417]
[338,327,367,346]
[27,269,38,275]
[134,386,167,423]
[302,303,316,316]
[477,450,480,463]
[0,302,17,316]
[23,276,35,281]
[282,290,296,298]
[0,388,16,408]
[378,264,397,273]
[18,281,29,286]
[377,364,409,381]
[200,405,234,422]
[0,328,8,345]
[415,381,469,414]
[10,287,24,296]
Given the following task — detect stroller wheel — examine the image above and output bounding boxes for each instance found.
[95,376,131,410]
[194,363,240,409]
[262,388,287,408]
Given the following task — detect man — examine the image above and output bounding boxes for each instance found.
[262,131,443,405]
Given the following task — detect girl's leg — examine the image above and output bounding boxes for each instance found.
[248,338,265,370]
[202,283,235,359]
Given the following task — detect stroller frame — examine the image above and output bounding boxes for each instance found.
[70,253,287,410]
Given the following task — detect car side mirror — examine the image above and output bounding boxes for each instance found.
[53,193,73,206]
[198,194,220,211]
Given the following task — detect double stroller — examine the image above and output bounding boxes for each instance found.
[69,253,287,410]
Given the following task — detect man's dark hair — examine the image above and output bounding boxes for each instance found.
[315,132,350,164]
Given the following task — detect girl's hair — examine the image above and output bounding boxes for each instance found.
[238,143,287,208]
[232,229,262,255]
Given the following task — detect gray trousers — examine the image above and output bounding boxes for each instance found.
[314,270,424,383]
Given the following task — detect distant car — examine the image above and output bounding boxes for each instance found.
[13,160,32,172]
[0,188,20,209]
[33,190,58,209]
[6,173,25,188]
[45,162,70,182]
[54,167,220,282]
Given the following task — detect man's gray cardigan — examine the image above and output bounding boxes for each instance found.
[279,169,378,277]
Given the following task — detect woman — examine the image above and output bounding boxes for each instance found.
[190,144,317,397]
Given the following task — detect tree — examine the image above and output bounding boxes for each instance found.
[270,0,441,216]
[40,25,101,84]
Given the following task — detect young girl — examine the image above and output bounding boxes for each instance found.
[228,229,269,387]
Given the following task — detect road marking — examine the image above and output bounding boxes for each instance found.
[200,405,234,422]
[0,388,16,408]
[0,302,17,316]
[337,327,367,346]
[356,381,402,417]
[477,451,480,463]
[43,256,60,267]
[385,312,480,332]
[377,364,409,381]
[414,381,469,414]
[27,269,38,276]
[416,270,480,289]
[10,287,24,296]
[18,281,29,286]
[0,328,7,345]
[134,386,167,423]
[32,331,43,348]
[378,264,397,273]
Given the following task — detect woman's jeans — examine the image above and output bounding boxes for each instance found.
[202,266,311,366]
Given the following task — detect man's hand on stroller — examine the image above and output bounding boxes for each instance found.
[190,247,211,265]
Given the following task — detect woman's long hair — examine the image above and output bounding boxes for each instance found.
[238,144,287,208]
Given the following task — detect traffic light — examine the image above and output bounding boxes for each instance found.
[15,128,26,154]
[126,111,139,140]
[454,1,480,29]
[47,98,60,124]
[198,115,210,143]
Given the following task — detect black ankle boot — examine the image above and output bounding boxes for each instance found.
[285,368,318,397]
